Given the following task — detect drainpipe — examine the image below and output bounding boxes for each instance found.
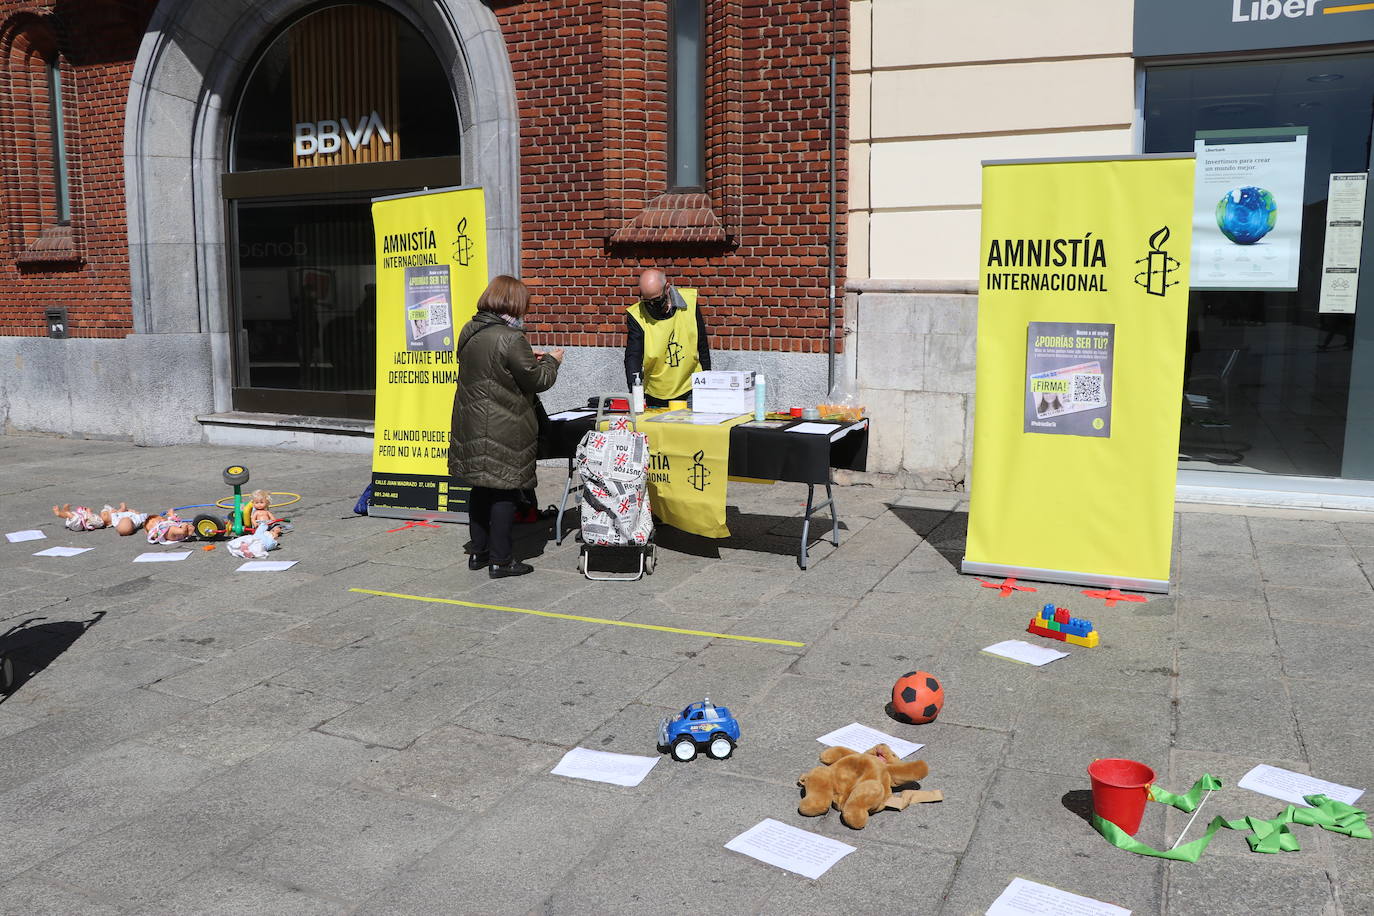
[826,0,838,393]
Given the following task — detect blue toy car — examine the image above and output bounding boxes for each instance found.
[658,698,740,761]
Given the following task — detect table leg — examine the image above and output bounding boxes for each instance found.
[798,478,842,570]
[555,457,580,545]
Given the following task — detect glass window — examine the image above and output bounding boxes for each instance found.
[1144,54,1374,479]
[48,59,70,224]
[669,0,705,190]
[231,6,460,171]
[233,197,376,394]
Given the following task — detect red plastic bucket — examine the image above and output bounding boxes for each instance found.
[1088,758,1155,835]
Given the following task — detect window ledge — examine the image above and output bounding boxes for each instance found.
[611,192,728,245]
[17,224,81,268]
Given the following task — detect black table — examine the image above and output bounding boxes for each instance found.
[543,411,869,568]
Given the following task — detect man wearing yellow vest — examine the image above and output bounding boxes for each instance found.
[624,268,712,406]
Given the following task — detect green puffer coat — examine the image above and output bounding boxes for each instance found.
[449,311,559,490]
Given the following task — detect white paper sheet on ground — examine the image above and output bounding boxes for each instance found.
[6,530,45,543]
[724,818,856,880]
[33,546,93,557]
[816,723,924,759]
[133,551,192,563]
[550,747,660,787]
[1237,764,1365,807]
[236,560,298,572]
[548,409,596,421]
[982,640,1069,667]
[986,878,1130,915]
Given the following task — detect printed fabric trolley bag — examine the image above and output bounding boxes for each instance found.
[574,398,656,581]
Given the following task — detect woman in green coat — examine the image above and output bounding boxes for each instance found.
[450,276,563,578]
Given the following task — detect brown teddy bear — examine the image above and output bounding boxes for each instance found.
[797,744,931,829]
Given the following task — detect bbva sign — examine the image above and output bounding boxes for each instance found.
[294,110,393,157]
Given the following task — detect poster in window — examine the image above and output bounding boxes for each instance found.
[1192,128,1307,291]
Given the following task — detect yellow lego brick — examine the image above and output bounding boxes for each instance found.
[1063,630,1100,648]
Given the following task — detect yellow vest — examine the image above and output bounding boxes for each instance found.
[627,287,700,399]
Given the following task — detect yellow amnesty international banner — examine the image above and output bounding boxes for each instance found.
[640,414,750,539]
[962,156,1193,592]
[369,186,488,519]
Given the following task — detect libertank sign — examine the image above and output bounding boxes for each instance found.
[1136,0,1374,56]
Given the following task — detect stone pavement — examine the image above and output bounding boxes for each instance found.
[0,433,1371,914]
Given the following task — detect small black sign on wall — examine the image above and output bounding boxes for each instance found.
[45,308,68,339]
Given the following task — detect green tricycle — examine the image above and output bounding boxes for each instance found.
[192,464,258,540]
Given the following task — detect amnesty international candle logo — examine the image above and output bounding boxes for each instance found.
[666,328,684,368]
[452,217,473,267]
[688,449,711,491]
[1134,226,1181,297]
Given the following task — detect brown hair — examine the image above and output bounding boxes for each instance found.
[476,275,530,320]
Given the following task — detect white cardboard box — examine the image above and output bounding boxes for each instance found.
[694,389,753,414]
[692,371,755,415]
[692,370,755,391]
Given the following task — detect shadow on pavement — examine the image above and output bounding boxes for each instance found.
[1061,789,1095,825]
[0,610,106,702]
[887,505,967,572]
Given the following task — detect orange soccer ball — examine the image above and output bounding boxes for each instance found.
[892,671,944,724]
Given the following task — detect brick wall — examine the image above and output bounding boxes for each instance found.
[0,0,153,338]
[0,0,847,352]
[493,0,848,354]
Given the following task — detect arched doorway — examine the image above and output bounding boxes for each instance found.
[124,0,518,423]
[226,4,462,418]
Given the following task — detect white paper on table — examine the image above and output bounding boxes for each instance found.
[550,747,660,787]
[982,639,1069,667]
[724,818,855,880]
[786,422,838,435]
[133,551,192,563]
[236,560,298,572]
[6,530,45,543]
[548,409,596,421]
[689,412,744,425]
[1237,764,1364,807]
[986,877,1130,915]
[816,723,924,759]
[33,546,93,557]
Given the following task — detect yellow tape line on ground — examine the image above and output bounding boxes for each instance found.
[348,588,806,647]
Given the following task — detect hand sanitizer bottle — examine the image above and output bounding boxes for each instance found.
[632,372,645,415]
[754,373,766,422]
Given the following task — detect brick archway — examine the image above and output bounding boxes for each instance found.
[124,0,520,418]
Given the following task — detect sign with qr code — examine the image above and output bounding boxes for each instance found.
[1025,322,1114,438]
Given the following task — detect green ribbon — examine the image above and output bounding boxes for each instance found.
[1090,774,1370,862]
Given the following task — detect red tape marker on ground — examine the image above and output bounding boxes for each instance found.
[1081,588,1148,607]
[386,519,442,533]
[977,577,1037,597]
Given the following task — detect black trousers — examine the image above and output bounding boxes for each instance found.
[468,486,519,564]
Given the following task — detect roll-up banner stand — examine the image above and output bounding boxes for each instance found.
[368,185,488,521]
[962,155,1194,593]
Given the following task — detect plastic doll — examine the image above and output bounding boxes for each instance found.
[106,503,149,537]
[145,510,194,544]
[52,504,106,531]
[248,489,274,525]
[227,521,280,559]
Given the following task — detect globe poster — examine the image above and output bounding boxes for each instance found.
[1192,128,1308,291]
